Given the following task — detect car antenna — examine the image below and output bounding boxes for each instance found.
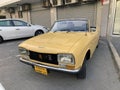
[85,22,89,36]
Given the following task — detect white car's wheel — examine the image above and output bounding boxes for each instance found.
[35,30,44,36]
[0,36,3,43]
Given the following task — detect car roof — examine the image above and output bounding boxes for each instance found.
[0,18,23,21]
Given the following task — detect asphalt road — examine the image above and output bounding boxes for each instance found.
[0,38,120,90]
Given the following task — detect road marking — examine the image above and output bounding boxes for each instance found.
[0,83,5,90]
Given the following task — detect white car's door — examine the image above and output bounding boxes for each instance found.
[12,20,34,38]
[0,20,17,40]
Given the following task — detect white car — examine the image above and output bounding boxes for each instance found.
[0,19,48,43]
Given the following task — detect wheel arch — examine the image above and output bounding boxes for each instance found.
[75,48,91,69]
[36,29,44,33]
[0,35,4,43]
[85,49,91,61]
[0,35,3,40]
[34,29,44,36]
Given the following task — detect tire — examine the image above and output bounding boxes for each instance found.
[77,60,86,79]
[32,65,34,69]
[0,36,3,43]
[96,40,99,48]
[35,30,44,36]
[96,44,99,48]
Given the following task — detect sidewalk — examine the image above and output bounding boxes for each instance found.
[111,37,120,56]
[108,36,120,77]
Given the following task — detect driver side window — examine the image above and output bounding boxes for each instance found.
[12,20,28,26]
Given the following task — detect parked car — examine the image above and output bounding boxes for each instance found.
[18,18,100,79]
[0,19,48,43]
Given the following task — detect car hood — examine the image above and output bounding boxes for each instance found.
[19,32,85,53]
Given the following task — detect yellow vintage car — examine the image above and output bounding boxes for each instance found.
[18,19,99,79]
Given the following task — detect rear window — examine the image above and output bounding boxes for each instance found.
[0,20,12,26]
[12,20,27,26]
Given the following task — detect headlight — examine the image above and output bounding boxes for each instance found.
[58,54,75,65]
[19,47,29,55]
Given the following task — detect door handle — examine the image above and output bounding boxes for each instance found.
[16,29,20,30]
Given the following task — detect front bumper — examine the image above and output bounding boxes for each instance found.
[20,57,80,73]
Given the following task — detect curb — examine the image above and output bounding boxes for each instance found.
[108,41,120,76]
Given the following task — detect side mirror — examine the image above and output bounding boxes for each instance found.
[90,26,96,32]
[47,28,50,30]
[27,24,31,26]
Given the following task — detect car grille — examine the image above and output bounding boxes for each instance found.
[29,51,58,65]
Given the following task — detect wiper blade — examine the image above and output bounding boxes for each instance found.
[53,29,70,33]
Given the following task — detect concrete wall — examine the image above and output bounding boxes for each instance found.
[0,9,10,18]
[96,1,102,36]
[107,0,116,37]
[57,4,97,27]
[101,4,109,37]
[31,3,51,27]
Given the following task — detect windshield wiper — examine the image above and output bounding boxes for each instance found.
[53,29,70,33]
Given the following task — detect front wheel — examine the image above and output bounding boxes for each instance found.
[76,60,86,79]
[35,30,43,36]
[0,36,3,43]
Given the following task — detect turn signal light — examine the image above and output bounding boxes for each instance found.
[66,65,75,70]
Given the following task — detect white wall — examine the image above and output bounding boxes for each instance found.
[101,4,109,37]
[107,0,116,36]
[0,0,20,7]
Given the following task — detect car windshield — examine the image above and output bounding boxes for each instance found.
[51,20,88,32]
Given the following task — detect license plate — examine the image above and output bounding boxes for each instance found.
[34,66,48,75]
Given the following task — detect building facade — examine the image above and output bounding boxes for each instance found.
[107,0,120,36]
[111,0,120,36]
[113,0,120,35]
[0,0,102,35]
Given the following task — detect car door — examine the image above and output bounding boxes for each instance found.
[12,20,34,38]
[0,20,17,40]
